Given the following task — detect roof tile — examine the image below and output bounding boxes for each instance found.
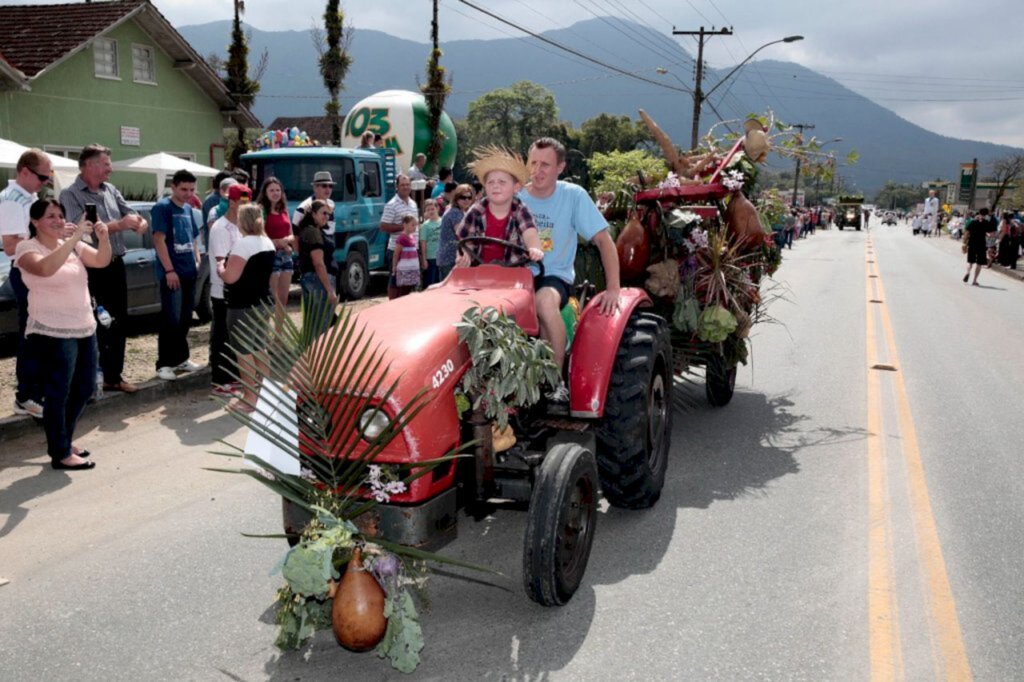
[0,0,145,78]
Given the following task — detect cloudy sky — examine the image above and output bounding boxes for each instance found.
[11,0,1024,147]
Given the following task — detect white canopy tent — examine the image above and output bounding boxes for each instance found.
[111,152,221,195]
[0,137,79,191]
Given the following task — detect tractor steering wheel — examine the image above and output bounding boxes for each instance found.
[457,236,545,278]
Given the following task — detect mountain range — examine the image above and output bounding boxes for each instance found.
[179,17,1020,195]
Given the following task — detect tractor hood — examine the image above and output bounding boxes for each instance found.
[310,266,539,501]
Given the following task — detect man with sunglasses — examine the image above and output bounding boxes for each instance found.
[1,149,54,418]
[291,171,336,247]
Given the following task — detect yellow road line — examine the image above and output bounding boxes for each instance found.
[872,259,972,681]
[866,238,903,681]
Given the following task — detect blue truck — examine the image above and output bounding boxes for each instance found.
[241,146,398,299]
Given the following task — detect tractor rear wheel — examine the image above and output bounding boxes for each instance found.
[523,443,598,606]
[594,312,672,509]
[705,353,737,407]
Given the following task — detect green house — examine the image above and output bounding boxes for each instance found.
[0,0,260,197]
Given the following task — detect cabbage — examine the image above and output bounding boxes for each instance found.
[696,305,738,343]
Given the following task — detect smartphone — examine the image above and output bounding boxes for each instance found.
[85,203,98,223]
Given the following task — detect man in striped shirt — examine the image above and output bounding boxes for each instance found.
[0,148,53,418]
[59,144,148,393]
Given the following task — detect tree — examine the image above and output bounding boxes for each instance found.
[223,0,265,167]
[577,114,651,157]
[588,149,667,194]
[313,1,353,146]
[873,181,927,211]
[421,0,451,175]
[987,153,1024,212]
[465,81,559,156]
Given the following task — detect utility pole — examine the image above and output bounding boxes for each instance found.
[789,122,815,207]
[672,26,732,150]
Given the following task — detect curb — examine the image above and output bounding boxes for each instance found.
[0,367,213,445]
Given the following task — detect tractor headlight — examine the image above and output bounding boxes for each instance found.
[359,408,391,440]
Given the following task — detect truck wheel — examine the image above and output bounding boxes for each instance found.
[594,312,672,509]
[338,250,368,300]
[523,443,598,606]
[705,353,737,407]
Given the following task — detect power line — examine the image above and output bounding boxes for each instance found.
[455,0,692,93]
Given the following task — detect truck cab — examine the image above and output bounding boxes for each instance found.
[835,194,865,231]
[241,147,397,299]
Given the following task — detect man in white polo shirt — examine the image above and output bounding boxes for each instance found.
[379,174,417,299]
[0,148,54,418]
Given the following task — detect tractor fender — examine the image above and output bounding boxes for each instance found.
[568,287,652,418]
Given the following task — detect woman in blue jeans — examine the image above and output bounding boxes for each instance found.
[294,200,338,335]
[14,199,111,470]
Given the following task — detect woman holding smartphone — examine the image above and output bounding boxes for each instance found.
[14,199,111,470]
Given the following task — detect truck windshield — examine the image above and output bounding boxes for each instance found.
[253,158,356,203]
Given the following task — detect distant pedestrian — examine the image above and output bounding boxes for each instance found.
[256,176,294,311]
[201,171,233,237]
[291,171,336,249]
[419,200,442,287]
[1,148,52,418]
[379,174,418,299]
[218,204,275,413]
[151,170,203,382]
[436,183,474,281]
[206,175,238,227]
[408,153,428,182]
[923,190,939,237]
[782,211,795,249]
[59,144,148,394]
[294,199,339,335]
[358,131,374,149]
[963,207,997,285]
[208,183,250,396]
[15,199,111,470]
[431,168,452,200]
[996,212,1019,269]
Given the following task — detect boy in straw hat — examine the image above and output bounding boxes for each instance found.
[455,146,544,268]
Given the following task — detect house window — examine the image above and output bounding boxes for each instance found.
[132,44,156,84]
[94,38,119,79]
[43,146,82,161]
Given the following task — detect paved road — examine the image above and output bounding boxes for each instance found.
[1,224,1021,680]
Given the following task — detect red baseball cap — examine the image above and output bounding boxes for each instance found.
[228,184,252,202]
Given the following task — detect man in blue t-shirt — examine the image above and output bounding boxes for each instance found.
[518,137,621,402]
[151,169,203,380]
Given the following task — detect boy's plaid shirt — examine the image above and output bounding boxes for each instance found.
[457,196,537,265]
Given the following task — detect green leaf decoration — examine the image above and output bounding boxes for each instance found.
[281,546,331,596]
[456,305,560,429]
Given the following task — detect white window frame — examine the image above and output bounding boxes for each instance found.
[43,145,82,161]
[166,152,197,162]
[93,37,120,80]
[131,43,157,85]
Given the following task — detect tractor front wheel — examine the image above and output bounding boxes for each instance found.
[594,312,673,509]
[523,443,598,606]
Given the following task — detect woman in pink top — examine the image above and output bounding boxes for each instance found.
[14,199,111,470]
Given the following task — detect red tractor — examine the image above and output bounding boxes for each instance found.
[284,240,672,607]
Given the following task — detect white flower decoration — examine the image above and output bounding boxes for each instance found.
[722,169,745,192]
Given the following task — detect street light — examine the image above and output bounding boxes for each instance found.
[693,35,804,149]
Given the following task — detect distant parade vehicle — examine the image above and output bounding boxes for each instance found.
[835,194,865,230]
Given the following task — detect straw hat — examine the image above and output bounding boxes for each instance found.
[468,146,529,185]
